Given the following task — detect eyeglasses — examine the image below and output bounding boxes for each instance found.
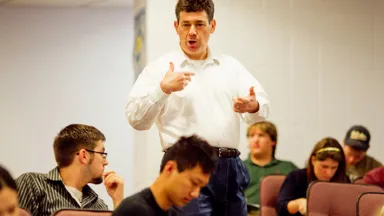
[77,149,108,159]
[86,149,108,158]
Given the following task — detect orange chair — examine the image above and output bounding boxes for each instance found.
[357,192,384,216]
[354,177,364,184]
[259,174,286,216]
[53,209,112,216]
[307,181,383,216]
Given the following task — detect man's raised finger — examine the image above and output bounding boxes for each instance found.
[184,75,192,82]
[183,72,195,76]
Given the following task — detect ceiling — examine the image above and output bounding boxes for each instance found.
[0,0,133,8]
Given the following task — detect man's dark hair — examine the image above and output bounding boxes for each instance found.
[175,0,215,23]
[160,135,218,174]
[0,165,17,192]
[53,124,106,168]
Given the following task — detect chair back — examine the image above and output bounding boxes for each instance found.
[53,209,113,216]
[357,192,384,216]
[354,178,364,184]
[307,181,383,216]
[259,174,286,216]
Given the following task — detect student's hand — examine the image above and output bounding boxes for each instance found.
[232,86,259,113]
[160,62,195,94]
[288,198,307,215]
[297,198,307,215]
[103,171,124,208]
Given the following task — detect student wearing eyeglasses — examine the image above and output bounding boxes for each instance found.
[15,124,124,216]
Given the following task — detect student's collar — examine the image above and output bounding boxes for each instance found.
[247,154,279,167]
[47,167,62,181]
[47,167,98,197]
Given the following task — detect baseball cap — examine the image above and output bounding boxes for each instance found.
[344,125,370,151]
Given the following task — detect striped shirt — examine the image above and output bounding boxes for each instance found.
[16,167,108,216]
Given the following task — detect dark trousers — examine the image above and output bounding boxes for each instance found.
[173,157,250,216]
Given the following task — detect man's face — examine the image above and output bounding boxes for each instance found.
[174,11,216,60]
[248,127,275,158]
[343,145,366,166]
[87,140,108,184]
[164,162,210,207]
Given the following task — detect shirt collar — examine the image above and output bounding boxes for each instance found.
[47,167,99,198]
[246,155,279,167]
[266,159,280,167]
[47,167,62,181]
[173,46,220,68]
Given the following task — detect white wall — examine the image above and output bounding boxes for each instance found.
[0,8,134,209]
[133,0,384,189]
[0,0,383,204]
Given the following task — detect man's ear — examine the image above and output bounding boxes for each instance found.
[210,19,216,34]
[164,160,178,175]
[77,149,90,164]
[174,20,179,34]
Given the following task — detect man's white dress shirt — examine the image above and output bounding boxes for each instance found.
[126,48,270,150]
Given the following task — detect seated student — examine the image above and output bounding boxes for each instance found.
[276,137,348,216]
[112,135,218,216]
[243,121,297,215]
[16,124,124,216]
[362,166,384,189]
[343,125,382,182]
[0,166,19,216]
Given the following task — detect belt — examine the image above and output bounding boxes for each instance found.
[214,147,240,158]
[163,147,240,158]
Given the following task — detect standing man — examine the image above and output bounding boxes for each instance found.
[125,0,269,215]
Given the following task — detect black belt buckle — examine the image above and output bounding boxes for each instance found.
[218,148,223,157]
[217,147,239,158]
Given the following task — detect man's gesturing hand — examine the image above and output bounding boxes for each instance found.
[160,62,195,94]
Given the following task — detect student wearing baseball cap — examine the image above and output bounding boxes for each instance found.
[343,125,382,182]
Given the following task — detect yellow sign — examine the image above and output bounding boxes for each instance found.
[133,7,146,80]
